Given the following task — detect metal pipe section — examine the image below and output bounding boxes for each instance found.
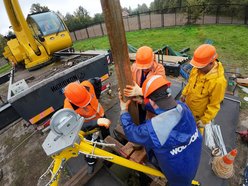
[224,96,241,106]
[7,67,15,100]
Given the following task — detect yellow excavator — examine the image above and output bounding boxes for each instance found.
[2,0,72,70]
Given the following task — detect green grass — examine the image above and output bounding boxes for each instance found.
[0,63,11,74]
[74,25,248,108]
[238,87,248,110]
[73,25,248,74]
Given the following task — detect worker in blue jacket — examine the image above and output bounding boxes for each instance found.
[119,75,202,186]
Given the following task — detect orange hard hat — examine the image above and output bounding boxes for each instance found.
[64,82,91,107]
[142,75,171,98]
[135,46,154,69]
[190,44,218,68]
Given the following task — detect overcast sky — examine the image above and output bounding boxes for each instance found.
[0,0,153,35]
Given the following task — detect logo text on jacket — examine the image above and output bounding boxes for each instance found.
[170,129,199,155]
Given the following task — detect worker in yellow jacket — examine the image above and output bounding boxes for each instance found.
[181,44,227,128]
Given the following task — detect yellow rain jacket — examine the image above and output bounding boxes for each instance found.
[181,62,227,124]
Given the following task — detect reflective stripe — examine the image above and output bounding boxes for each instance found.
[96,102,100,113]
[29,106,54,124]
[84,94,93,106]
[84,114,97,121]
[144,75,161,97]
[84,102,102,121]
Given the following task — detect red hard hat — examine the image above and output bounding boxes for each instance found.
[142,75,171,98]
[135,46,154,69]
[64,82,91,107]
[190,44,218,68]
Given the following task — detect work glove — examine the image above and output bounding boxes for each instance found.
[196,120,205,135]
[119,91,131,111]
[124,81,143,97]
[97,118,111,129]
[180,95,186,102]
[132,96,144,104]
[196,120,205,128]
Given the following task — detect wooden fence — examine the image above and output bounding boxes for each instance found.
[70,4,248,42]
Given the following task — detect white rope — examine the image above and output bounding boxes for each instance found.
[79,151,113,160]
[38,160,55,180]
[84,138,116,147]
[212,156,234,179]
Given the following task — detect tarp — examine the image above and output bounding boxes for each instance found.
[127,44,190,57]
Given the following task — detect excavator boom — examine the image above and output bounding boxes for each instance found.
[2,0,72,70]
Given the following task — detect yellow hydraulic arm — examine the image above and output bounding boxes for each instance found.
[4,0,40,54]
[47,131,165,186]
[3,0,72,70]
[43,131,201,186]
[40,109,165,186]
[3,0,52,69]
[40,109,200,186]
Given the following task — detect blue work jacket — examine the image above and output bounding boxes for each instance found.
[120,102,202,186]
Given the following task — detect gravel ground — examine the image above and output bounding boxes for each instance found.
[0,64,247,186]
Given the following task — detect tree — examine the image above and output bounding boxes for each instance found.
[137,3,149,13]
[150,2,155,11]
[56,11,64,20]
[74,6,92,27]
[128,6,133,13]
[150,0,187,10]
[93,13,104,23]
[64,13,78,31]
[30,3,50,14]
[63,6,97,31]
[152,0,165,10]
[0,34,7,56]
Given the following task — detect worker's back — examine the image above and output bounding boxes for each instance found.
[149,102,202,186]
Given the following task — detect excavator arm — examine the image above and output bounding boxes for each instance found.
[2,0,72,70]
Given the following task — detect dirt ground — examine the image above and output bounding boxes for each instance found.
[0,63,247,186]
[0,119,51,186]
[230,109,248,185]
[0,58,8,66]
[0,64,119,186]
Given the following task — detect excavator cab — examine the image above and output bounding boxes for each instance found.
[28,12,65,37]
[27,12,72,55]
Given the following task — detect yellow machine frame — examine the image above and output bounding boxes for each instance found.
[3,0,72,70]
[48,130,164,186]
[43,129,200,186]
